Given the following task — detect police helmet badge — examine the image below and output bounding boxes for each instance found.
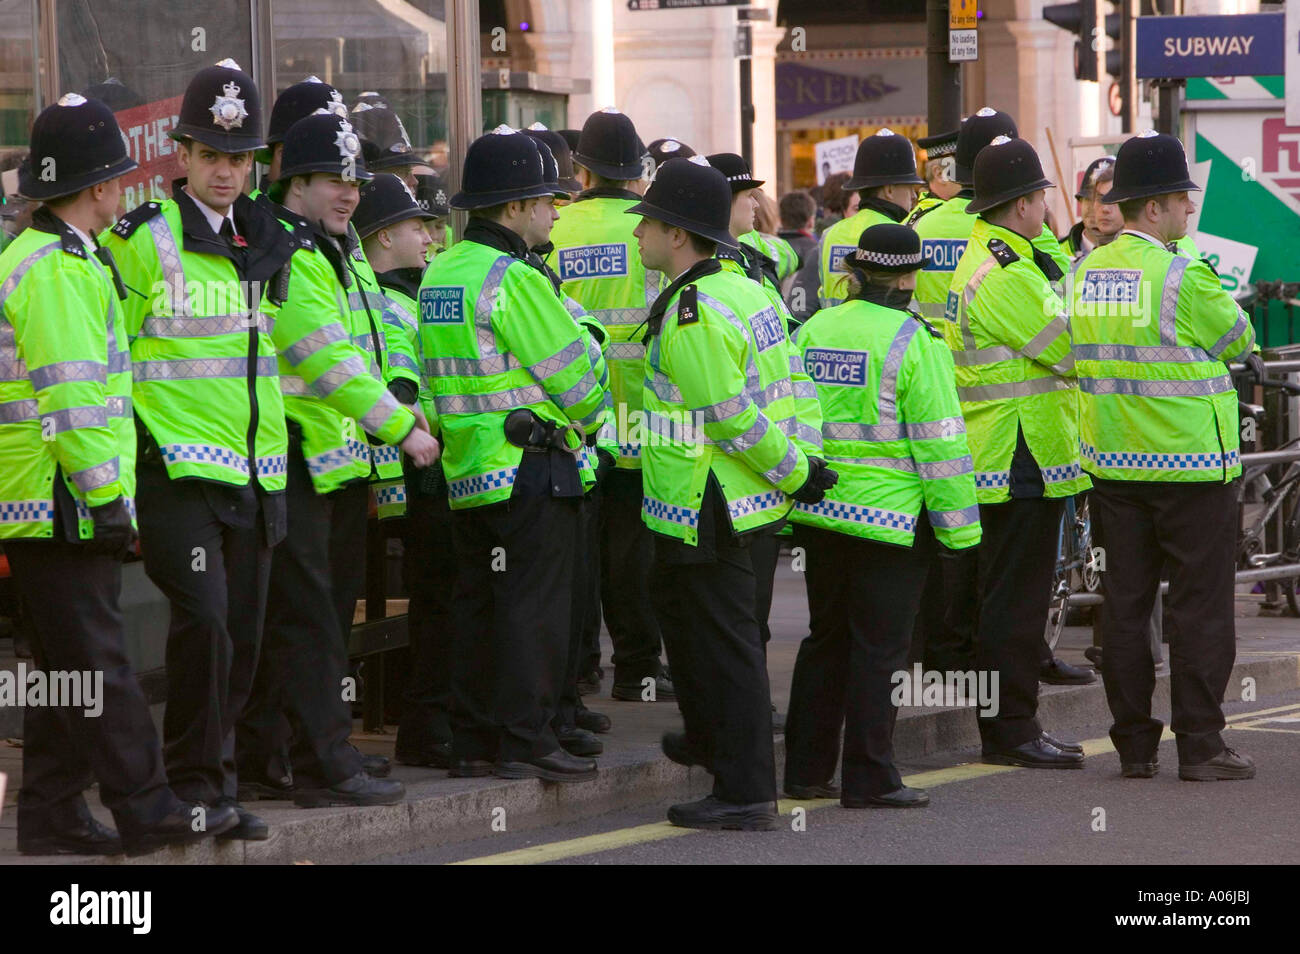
[210,79,248,131]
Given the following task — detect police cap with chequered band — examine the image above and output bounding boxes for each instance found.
[918,127,959,159]
[966,136,1054,214]
[168,58,265,154]
[1099,130,1200,205]
[954,107,1018,185]
[705,152,766,194]
[17,94,138,201]
[845,223,932,274]
[624,156,738,249]
[842,128,926,191]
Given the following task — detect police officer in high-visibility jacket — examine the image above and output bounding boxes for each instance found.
[787,224,981,809]
[420,127,607,783]
[1073,131,1258,782]
[239,112,439,808]
[706,153,782,296]
[818,128,925,309]
[104,59,298,841]
[949,136,1088,768]
[2,95,239,855]
[627,157,837,830]
[353,173,455,769]
[911,127,961,221]
[546,108,675,703]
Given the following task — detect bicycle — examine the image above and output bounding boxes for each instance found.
[1044,492,1101,652]
[1235,374,1300,617]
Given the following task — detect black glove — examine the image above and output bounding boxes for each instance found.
[791,456,839,505]
[1246,351,1266,380]
[86,497,136,560]
[387,378,418,406]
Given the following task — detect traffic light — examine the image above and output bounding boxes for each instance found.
[1102,1,1123,78]
[1042,1,1100,82]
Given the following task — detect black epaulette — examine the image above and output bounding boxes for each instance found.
[912,312,944,340]
[906,203,938,227]
[57,231,87,259]
[677,285,700,326]
[987,238,1020,268]
[109,201,163,240]
[1199,256,1220,278]
[287,217,315,253]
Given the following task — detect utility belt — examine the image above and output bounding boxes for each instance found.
[504,408,584,456]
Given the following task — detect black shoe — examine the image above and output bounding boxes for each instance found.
[1040,657,1096,685]
[611,672,676,702]
[494,749,598,783]
[983,737,1085,769]
[577,668,602,695]
[360,753,392,778]
[1179,747,1255,781]
[237,768,295,802]
[213,800,270,841]
[395,741,452,769]
[661,731,712,772]
[785,781,840,799]
[292,772,406,807]
[556,724,604,757]
[121,802,239,856]
[1041,731,1084,754]
[448,758,495,777]
[18,816,123,856]
[1084,645,1104,668]
[1122,761,1159,778]
[574,707,612,734]
[842,786,930,809]
[667,795,777,831]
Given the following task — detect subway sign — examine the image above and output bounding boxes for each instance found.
[1136,13,1284,79]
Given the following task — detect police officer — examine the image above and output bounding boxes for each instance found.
[521,128,615,750]
[353,173,454,768]
[352,102,422,190]
[257,75,349,189]
[546,108,675,703]
[911,127,961,222]
[240,111,439,807]
[1059,156,1116,260]
[2,94,237,855]
[104,59,298,841]
[818,128,925,309]
[627,157,836,829]
[420,127,606,782]
[1073,131,1257,781]
[950,136,1087,768]
[787,224,981,808]
[706,153,782,295]
[909,108,1090,687]
[415,171,451,256]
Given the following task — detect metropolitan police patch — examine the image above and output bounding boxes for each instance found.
[922,239,967,272]
[558,244,629,281]
[805,348,869,386]
[419,286,465,323]
[829,245,856,273]
[1079,268,1143,303]
[750,307,785,353]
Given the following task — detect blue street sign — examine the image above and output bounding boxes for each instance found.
[1136,13,1285,79]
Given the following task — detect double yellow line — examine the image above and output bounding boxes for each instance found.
[450,701,1300,865]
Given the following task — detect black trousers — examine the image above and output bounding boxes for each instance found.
[135,462,274,803]
[236,449,365,787]
[6,541,176,839]
[599,468,663,683]
[785,523,933,797]
[448,487,579,763]
[751,530,782,648]
[556,491,597,727]
[396,489,455,750]
[974,497,1064,750]
[1091,478,1237,764]
[650,485,776,805]
[578,482,604,675]
[908,552,947,665]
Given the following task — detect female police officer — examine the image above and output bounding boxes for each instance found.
[785,224,981,808]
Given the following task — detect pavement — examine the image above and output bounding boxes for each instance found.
[2,558,1299,865]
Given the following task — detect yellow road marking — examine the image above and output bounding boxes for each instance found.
[1226,725,1300,735]
[450,700,1300,866]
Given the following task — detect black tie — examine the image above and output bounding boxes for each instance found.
[220,218,246,269]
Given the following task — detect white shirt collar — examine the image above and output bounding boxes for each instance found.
[66,223,96,249]
[1122,228,1166,250]
[184,186,238,237]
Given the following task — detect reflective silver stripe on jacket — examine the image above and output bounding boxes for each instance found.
[1079,374,1232,398]
[959,255,1000,351]
[928,503,980,528]
[591,306,647,326]
[0,244,64,384]
[69,457,120,493]
[1159,256,1189,346]
[1073,343,1209,364]
[1206,309,1254,360]
[284,323,350,366]
[605,341,645,361]
[133,355,279,381]
[957,376,1072,403]
[139,312,271,338]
